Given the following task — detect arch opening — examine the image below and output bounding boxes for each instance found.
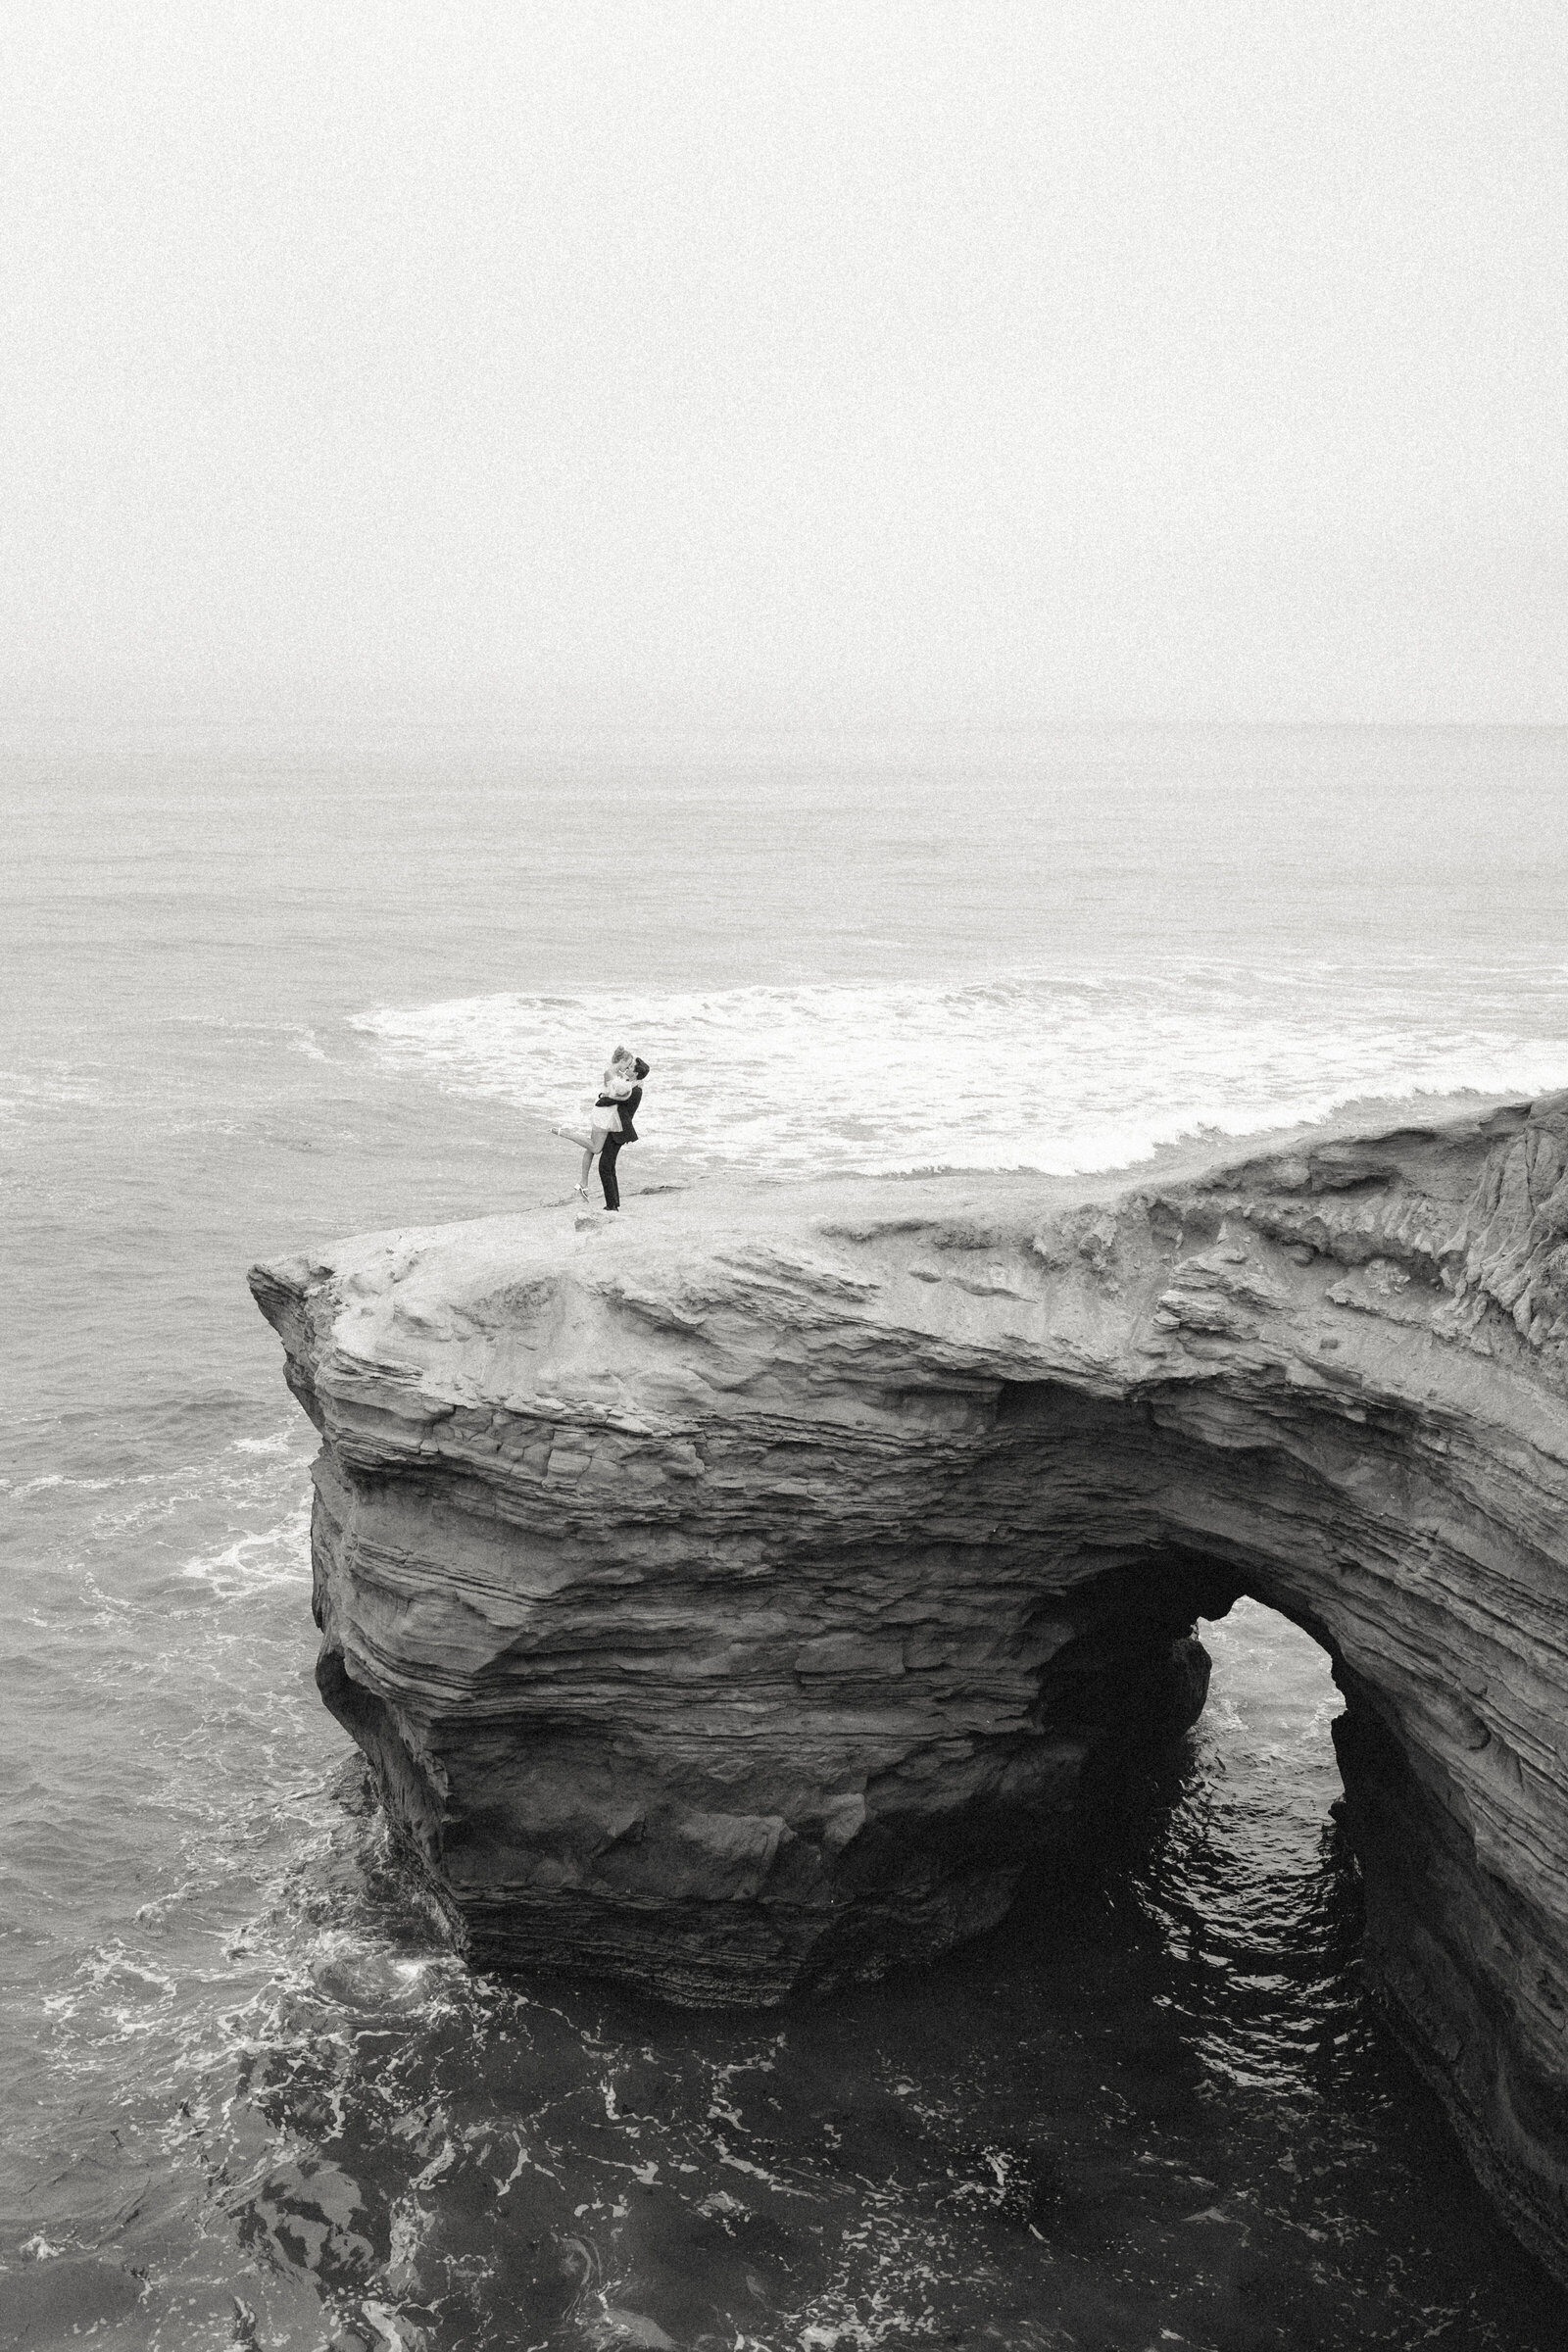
[1083,1596,1356,2033]
[979,1372,1568,2284]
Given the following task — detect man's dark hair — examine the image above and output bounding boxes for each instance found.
[632,1057,650,1079]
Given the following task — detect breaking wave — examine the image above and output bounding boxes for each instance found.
[353,965,1568,1179]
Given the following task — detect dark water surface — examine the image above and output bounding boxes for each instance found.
[5,722,1568,2347]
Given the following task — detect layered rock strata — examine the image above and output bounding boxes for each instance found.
[252,1092,1568,2277]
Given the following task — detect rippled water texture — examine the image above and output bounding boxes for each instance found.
[5,721,1568,2346]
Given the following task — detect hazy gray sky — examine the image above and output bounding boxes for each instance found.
[4,4,1564,723]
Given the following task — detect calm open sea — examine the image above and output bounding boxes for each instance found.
[5,720,1568,2350]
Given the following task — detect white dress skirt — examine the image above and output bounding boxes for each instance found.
[588,1099,623,1135]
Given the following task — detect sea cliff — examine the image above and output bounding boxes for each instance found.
[252,1091,1568,2278]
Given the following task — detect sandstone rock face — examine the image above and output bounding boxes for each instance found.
[251,1092,1568,2278]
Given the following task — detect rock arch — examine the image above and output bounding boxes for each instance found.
[252,1091,1568,2277]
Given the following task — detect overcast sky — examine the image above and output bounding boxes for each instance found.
[4,3,1564,725]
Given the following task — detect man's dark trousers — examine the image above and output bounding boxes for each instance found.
[598,1081,641,1210]
[598,1134,623,1210]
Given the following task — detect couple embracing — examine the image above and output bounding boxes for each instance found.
[554,1047,650,1212]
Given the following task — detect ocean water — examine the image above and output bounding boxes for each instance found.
[4,719,1568,2351]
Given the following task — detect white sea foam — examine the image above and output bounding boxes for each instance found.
[352,971,1568,1178]
[180,1496,313,1597]
[0,1061,107,1112]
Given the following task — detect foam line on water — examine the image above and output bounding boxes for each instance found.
[180,1496,312,1597]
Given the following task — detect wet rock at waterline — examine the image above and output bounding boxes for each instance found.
[251,1090,1568,2280]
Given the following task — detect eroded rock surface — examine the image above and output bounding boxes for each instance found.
[252,1092,1568,2278]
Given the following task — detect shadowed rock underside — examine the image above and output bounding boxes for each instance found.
[252,1092,1568,2279]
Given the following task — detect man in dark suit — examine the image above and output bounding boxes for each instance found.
[598,1056,648,1211]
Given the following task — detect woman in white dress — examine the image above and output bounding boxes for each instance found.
[554,1047,636,1200]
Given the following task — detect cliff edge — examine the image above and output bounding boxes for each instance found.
[252,1091,1568,2278]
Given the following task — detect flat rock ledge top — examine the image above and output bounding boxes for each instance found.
[253,1089,1568,2282]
